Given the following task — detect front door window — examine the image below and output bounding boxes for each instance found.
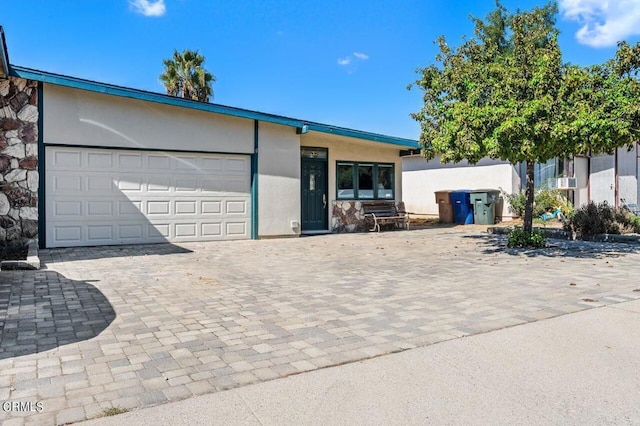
[301,148,328,231]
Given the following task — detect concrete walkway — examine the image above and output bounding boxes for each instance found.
[1,228,640,424]
[83,299,640,425]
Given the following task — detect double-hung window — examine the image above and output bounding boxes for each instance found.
[336,162,394,200]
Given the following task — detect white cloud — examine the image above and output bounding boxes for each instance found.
[559,0,640,47]
[130,0,166,17]
[337,52,368,68]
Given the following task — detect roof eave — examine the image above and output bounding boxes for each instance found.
[305,123,420,149]
[10,65,305,128]
[9,65,420,149]
[0,27,9,78]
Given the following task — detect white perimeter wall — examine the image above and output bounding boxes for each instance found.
[617,146,638,206]
[573,156,589,207]
[258,122,301,237]
[402,156,520,219]
[43,84,254,154]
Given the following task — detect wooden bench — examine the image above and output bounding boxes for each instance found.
[363,201,409,232]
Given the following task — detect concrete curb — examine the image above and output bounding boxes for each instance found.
[0,238,40,270]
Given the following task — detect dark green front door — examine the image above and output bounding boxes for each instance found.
[301,158,328,231]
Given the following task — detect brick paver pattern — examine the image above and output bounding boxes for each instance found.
[1,228,640,424]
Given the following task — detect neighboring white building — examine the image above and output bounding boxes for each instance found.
[402,146,640,220]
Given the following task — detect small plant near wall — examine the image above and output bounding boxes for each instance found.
[501,188,573,218]
[507,228,547,248]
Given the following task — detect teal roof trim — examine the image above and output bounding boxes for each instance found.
[11,66,304,128]
[10,65,419,149]
[305,123,419,149]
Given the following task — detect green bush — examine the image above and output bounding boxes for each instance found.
[501,190,526,217]
[563,201,640,238]
[507,228,547,248]
[501,188,573,218]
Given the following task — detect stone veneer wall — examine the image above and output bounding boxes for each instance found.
[331,201,367,232]
[0,77,39,245]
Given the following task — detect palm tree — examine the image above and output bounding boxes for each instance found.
[159,49,215,102]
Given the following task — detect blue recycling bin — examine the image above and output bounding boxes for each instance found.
[450,190,474,225]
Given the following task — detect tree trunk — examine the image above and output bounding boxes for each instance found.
[524,161,535,234]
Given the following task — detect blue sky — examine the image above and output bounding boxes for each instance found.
[1,0,639,140]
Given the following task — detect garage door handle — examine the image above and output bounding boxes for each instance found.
[323,194,327,209]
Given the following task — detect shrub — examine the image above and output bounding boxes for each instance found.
[501,188,573,218]
[501,190,526,217]
[507,228,547,248]
[563,201,640,238]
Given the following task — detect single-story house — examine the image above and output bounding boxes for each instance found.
[0,27,419,249]
[402,148,640,219]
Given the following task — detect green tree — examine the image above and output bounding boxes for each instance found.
[160,49,215,102]
[409,1,640,234]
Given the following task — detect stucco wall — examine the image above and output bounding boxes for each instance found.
[402,156,519,220]
[573,156,589,208]
[258,122,301,237]
[43,84,254,154]
[617,146,638,206]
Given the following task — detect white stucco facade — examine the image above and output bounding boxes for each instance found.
[402,156,520,220]
[257,122,301,237]
[38,83,413,244]
[43,84,254,154]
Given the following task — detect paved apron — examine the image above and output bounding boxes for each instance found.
[1,228,639,425]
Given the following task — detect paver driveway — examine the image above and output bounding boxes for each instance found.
[1,228,640,425]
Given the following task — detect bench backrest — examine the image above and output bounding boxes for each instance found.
[362,202,399,217]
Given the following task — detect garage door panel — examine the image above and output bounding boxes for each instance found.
[54,201,82,217]
[201,157,223,171]
[175,156,198,170]
[87,175,114,191]
[149,224,170,239]
[226,222,248,236]
[117,178,144,192]
[87,152,113,168]
[226,158,248,172]
[148,178,171,192]
[226,200,247,214]
[119,201,142,215]
[46,146,251,247]
[87,225,113,241]
[176,178,198,192]
[147,201,171,215]
[176,201,197,215]
[55,226,82,243]
[202,201,222,214]
[147,154,171,169]
[53,175,82,191]
[118,153,143,168]
[87,201,113,216]
[201,222,222,236]
[52,150,82,168]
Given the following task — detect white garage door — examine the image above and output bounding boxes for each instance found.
[45,146,251,248]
